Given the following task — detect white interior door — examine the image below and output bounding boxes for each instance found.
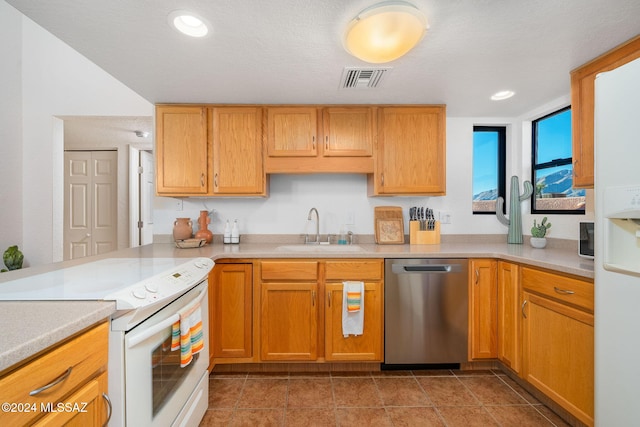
[64,151,118,260]
[140,150,154,245]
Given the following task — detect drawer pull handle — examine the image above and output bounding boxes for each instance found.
[554,287,575,295]
[328,290,331,307]
[312,290,316,306]
[522,300,527,319]
[30,366,72,396]
[474,268,480,284]
[102,393,112,427]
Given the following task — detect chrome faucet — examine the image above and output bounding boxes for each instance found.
[306,207,320,244]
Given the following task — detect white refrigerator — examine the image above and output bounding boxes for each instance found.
[594,57,640,424]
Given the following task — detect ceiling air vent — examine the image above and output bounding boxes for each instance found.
[340,67,392,89]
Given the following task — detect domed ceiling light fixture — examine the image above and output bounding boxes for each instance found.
[343,1,428,64]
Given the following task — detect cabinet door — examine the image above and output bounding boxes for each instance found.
[371,106,446,195]
[469,259,497,359]
[497,261,521,373]
[325,281,383,361]
[266,107,318,157]
[33,371,108,427]
[156,105,209,195]
[210,264,253,361]
[322,107,374,157]
[522,291,594,426]
[260,282,318,361]
[211,107,266,195]
[570,35,640,188]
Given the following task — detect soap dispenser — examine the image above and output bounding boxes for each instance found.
[223,220,231,244]
[231,219,240,244]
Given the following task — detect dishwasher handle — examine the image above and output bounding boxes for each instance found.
[392,264,460,274]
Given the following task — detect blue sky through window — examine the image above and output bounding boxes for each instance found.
[473,131,499,196]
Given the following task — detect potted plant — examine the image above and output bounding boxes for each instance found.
[1,245,24,272]
[530,217,552,248]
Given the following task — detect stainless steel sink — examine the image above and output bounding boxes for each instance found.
[275,244,365,253]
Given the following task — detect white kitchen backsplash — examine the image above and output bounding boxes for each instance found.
[154,174,496,238]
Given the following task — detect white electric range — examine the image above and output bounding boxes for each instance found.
[0,256,215,427]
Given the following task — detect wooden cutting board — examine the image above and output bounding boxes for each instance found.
[374,206,404,244]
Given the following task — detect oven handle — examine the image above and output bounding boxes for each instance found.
[127,286,207,349]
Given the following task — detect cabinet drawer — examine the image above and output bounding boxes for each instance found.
[325,260,383,280]
[0,322,108,427]
[521,267,594,312]
[261,261,318,280]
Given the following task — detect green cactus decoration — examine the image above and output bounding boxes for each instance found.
[496,176,534,244]
[531,217,552,238]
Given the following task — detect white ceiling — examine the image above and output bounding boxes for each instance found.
[7,0,640,117]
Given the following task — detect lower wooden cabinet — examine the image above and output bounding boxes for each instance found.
[324,260,383,361]
[497,261,521,373]
[33,371,108,427]
[0,322,110,427]
[468,259,497,359]
[261,282,319,360]
[521,267,594,426]
[257,259,384,362]
[209,263,253,366]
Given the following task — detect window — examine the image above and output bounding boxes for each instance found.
[531,107,586,213]
[472,126,506,214]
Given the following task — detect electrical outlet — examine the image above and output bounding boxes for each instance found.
[346,210,355,225]
[175,199,183,211]
[440,211,452,224]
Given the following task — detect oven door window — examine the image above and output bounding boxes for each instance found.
[152,333,199,416]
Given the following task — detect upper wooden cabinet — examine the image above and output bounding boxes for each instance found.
[156,105,209,196]
[322,107,374,157]
[156,105,267,196]
[211,107,266,196]
[571,35,640,188]
[264,106,375,173]
[266,107,318,157]
[369,106,446,195]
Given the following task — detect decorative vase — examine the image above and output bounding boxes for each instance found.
[173,218,193,241]
[194,210,213,244]
[530,237,547,249]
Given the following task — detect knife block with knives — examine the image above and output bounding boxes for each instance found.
[409,206,441,245]
[409,221,440,244]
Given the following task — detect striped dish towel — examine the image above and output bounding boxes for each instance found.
[347,288,362,312]
[170,300,204,367]
[342,281,365,337]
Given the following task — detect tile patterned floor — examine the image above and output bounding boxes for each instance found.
[199,369,571,426]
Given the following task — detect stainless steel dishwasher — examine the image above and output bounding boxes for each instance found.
[384,259,468,365]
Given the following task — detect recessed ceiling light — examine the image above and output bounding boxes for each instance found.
[168,10,210,38]
[491,90,515,101]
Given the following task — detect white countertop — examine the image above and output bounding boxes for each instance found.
[0,237,593,374]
